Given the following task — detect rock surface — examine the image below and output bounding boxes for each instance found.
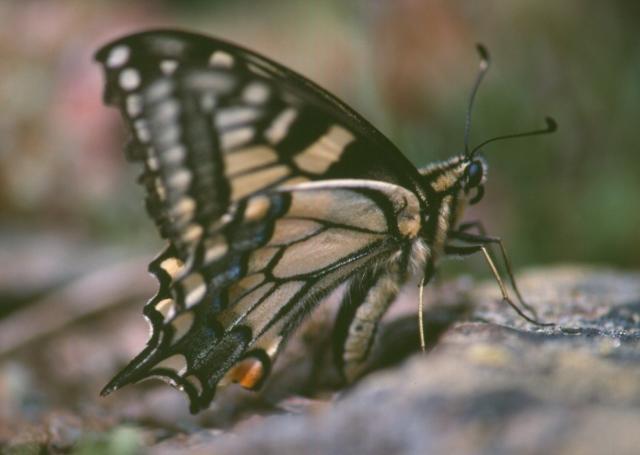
[154,266,640,454]
[3,265,640,454]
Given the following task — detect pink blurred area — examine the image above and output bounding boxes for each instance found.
[0,2,161,219]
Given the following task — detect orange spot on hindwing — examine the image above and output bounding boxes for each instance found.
[228,357,267,390]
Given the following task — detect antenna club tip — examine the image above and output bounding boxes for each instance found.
[545,116,558,132]
[475,43,490,64]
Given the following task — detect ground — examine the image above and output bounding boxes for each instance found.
[2,265,640,454]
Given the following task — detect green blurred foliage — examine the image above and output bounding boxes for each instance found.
[0,0,638,268]
[72,426,142,455]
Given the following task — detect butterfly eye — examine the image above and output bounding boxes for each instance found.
[464,161,483,190]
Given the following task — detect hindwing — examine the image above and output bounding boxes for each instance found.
[101,180,422,412]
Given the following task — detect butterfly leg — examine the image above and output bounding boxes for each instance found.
[333,255,409,383]
[444,243,552,326]
[449,227,540,320]
[418,259,436,352]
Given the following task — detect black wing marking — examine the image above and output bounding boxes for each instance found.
[95,29,428,256]
[101,180,422,413]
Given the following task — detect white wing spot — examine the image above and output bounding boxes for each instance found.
[119,68,141,91]
[160,59,179,74]
[106,45,130,68]
[146,156,159,171]
[216,107,260,129]
[209,50,234,67]
[126,94,143,117]
[243,82,270,104]
[167,169,192,190]
[265,108,297,144]
[134,119,151,142]
[220,127,254,150]
[164,145,186,164]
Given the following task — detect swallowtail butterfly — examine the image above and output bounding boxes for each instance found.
[96,29,555,413]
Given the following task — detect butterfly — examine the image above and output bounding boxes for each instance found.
[96,29,555,413]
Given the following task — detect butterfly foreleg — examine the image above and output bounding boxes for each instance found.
[444,242,551,326]
[449,228,539,320]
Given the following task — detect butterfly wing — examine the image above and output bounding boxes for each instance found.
[102,180,422,412]
[96,30,429,412]
[95,29,427,254]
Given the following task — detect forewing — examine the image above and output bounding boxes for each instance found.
[95,29,427,256]
[101,180,422,413]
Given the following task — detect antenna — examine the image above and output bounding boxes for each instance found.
[464,44,490,157]
[470,116,557,157]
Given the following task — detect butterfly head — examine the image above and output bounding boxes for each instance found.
[418,153,488,205]
[461,155,488,204]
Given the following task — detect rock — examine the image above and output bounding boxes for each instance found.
[149,266,640,455]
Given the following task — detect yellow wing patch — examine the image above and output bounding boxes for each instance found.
[230,165,290,200]
[294,125,355,174]
[224,145,278,176]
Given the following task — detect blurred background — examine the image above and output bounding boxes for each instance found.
[0,0,638,450]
